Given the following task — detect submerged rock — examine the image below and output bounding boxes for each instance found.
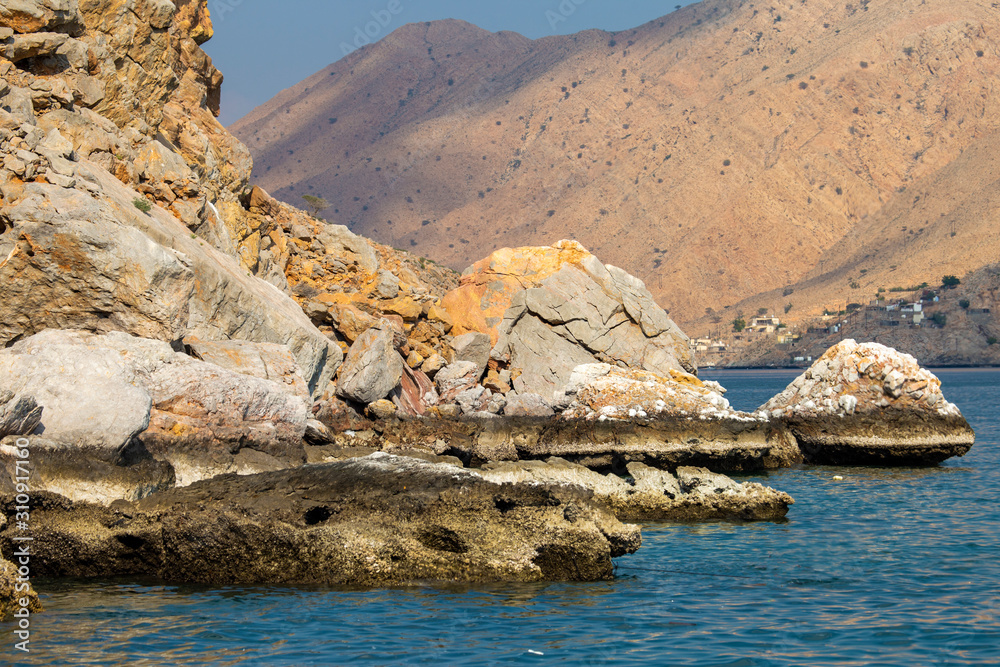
[761,340,975,465]
[481,458,793,522]
[3,454,641,585]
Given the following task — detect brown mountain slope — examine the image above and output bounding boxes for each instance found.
[231,0,1000,327]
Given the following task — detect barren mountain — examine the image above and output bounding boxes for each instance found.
[231,0,1000,329]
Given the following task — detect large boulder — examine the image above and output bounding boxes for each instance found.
[0,330,310,489]
[336,325,405,405]
[481,458,793,522]
[0,332,153,455]
[5,454,642,585]
[439,241,694,398]
[761,340,975,465]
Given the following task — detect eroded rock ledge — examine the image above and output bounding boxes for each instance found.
[0,454,640,585]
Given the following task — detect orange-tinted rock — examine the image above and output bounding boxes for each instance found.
[381,296,422,321]
[441,240,591,344]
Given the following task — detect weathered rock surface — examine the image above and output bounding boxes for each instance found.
[2,454,642,585]
[481,458,793,522]
[761,340,975,465]
[336,325,405,405]
[185,338,310,400]
[441,241,694,398]
[0,167,342,399]
[0,555,41,620]
[0,435,175,505]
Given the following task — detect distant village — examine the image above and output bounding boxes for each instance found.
[694,280,994,368]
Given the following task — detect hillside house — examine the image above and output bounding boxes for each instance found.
[750,316,781,333]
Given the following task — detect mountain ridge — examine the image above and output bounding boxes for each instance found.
[232,0,1000,330]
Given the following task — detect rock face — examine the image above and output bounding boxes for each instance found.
[761,340,975,464]
[0,0,343,399]
[441,241,694,398]
[481,458,793,522]
[5,454,642,585]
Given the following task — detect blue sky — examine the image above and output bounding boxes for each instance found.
[204,0,700,125]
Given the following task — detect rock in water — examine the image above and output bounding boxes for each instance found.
[440,241,694,397]
[761,340,975,465]
[0,556,42,619]
[7,454,641,585]
[481,458,793,522]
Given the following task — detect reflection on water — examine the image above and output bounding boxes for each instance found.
[5,371,1000,665]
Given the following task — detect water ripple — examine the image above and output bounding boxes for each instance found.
[5,370,1000,665]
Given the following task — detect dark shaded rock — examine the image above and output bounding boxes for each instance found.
[1,454,641,585]
[482,458,793,522]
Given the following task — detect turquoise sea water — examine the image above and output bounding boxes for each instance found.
[5,370,1000,666]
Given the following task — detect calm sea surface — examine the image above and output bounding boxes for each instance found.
[5,370,1000,666]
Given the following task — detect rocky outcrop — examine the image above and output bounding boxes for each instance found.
[441,241,694,398]
[762,340,975,464]
[3,454,642,585]
[1,0,347,399]
[481,458,793,522]
[0,166,342,399]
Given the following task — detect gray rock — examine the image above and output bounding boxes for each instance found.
[2,31,67,62]
[186,338,311,401]
[1,330,310,487]
[451,331,491,376]
[336,326,405,405]
[456,386,489,415]
[0,332,153,455]
[434,361,481,402]
[487,253,695,397]
[504,392,555,418]
[316,224,379,274]
[375,270,400,299]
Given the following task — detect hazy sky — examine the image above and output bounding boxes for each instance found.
[204,0,700,125]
